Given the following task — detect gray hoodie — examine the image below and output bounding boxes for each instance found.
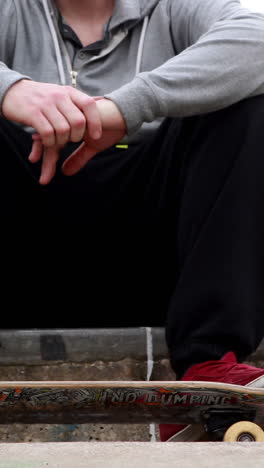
[1,0,264,142]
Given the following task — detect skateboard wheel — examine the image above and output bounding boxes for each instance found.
[223,421,264,442]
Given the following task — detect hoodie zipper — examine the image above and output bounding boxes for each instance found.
[70,70,78,87]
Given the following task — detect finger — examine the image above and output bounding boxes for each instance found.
[62,142,97,176]
[57,98,86,143]
[70,90,102,141]
[42,107,71,147]
[39,146,60,185]
[29,139,43,163]
[32,133,41,141]
[30,112,56,147]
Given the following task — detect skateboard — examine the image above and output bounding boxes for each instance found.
[0,381,263,442]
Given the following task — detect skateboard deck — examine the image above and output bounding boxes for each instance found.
[0,381,263,441]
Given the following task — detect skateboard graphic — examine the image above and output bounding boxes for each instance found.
[0,381,263,442]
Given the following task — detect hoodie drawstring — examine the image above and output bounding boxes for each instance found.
[42,0,67,85]
[136,16,149,76]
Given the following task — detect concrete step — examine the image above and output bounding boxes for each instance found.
[0,328,263,365]
[0,442,263,468]
[0,328,165,364]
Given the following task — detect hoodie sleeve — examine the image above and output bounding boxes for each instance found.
[0,2,31,112]
[106,0,264,135]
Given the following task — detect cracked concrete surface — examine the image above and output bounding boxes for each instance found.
[0,442,264,468]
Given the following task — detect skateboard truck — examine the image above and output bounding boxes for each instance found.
[203,407,256,441]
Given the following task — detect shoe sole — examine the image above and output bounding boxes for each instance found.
[167,424,206,442]
[246,375,264,388]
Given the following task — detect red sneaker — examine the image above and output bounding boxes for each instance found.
[159,352,264,441]
[182,351,264,387]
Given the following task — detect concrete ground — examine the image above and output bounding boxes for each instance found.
[0,442,263,468]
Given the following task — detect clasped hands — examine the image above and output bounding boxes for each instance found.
[2,80,126,185]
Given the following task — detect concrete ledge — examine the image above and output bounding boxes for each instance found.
[0,328,166,365]
[0,328,263,365]
[0,442,263,468]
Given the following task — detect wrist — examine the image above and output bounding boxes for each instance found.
[96,98,127,132]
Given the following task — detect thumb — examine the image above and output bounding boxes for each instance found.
[62,142,97,176]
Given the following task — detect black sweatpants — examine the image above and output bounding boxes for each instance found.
[1,95,264,376]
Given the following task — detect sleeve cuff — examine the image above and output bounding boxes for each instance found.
[105,75,162,136]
